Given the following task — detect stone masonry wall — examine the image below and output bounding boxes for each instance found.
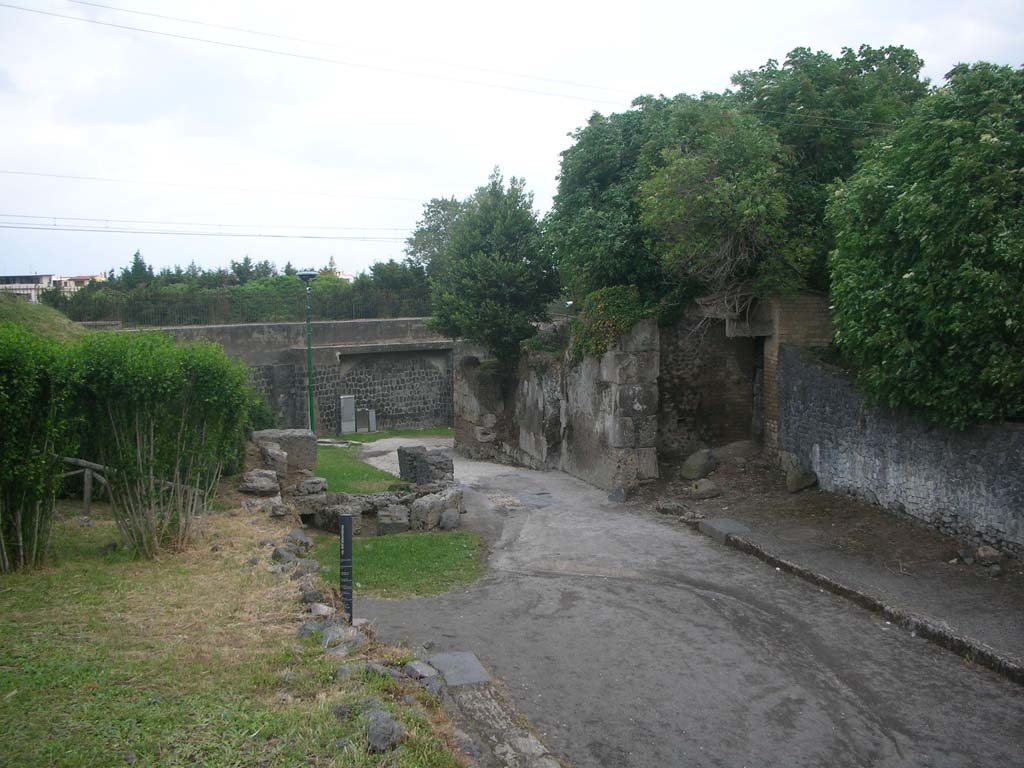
[777,345,1024,555]
[453,320,661,494]
[311,351,453,433]
[659,314,758,458]
[763,292,833,452]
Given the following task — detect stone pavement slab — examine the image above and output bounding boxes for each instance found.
[698,517,751,544]
[428,651,490,687]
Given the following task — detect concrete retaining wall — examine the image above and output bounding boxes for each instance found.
[777,345,1024,555]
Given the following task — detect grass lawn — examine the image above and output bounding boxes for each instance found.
[313,531,483,598]
[0,503,463,768]
[0,293,85,341]
[315,445,400,495]
[338,428,453,444]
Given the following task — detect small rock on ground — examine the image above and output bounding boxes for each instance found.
[366,709,407,753]
[689,478,720,500]
[680,449,718,481]
[786,466,818,493]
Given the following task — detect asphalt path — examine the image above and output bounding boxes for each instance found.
[361,442,1024,767]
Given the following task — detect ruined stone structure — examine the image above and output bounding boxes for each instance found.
[454,320,661,494]
[163,318,454,432]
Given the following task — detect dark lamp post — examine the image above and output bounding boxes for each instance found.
[297,270,317,431]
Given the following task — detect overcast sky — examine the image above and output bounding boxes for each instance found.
[0,0,1021,279]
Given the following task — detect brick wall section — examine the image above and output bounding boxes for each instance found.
[778,345,1024,555]
[763,292,833,452]
[659,315,757,457]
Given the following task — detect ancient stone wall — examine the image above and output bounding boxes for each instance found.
[658,314,758,458]
[156,318,454,431]
[452,320,660,494]
[777,345,1024,555]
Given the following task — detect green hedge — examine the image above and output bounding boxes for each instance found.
[71,333,254,556]
[0,324,77,573]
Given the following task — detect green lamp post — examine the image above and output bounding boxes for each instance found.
[297,270,317,431]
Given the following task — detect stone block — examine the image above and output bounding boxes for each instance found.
[605,416,637,449]
[239,469,280,496]
[253,429,317,471]
[698,517,751,544]
[615,384,658,415]
[427,651,490,687]
[259,441,289,481]
[680,449,718,480]
[611,318,659,353]
[397,446,427,483]
[599,351,660,385]
[636,447,659,480]
[410,487,463,531]
[377,504,410,535]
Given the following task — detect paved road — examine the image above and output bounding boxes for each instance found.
[362,446,1024,767]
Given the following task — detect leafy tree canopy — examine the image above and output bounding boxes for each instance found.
[730,44,929,286]
[430,169,559,367]
[406,196,468,277]
[828,62,1024,427]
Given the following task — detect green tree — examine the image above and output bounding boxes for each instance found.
[640,99,793,295]
[546,97,673,302]
[406,197,468,277]
[731,45,929,286]
[430,169,558,368]
[828,62,1024,427]
[119,250,154,289]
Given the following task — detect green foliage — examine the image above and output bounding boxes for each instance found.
[0,292,85,342]
[69,333,254,555]
[47,255,431,325]
[546,99,672,301]
[731,45,929,287]
[0,325,76,572]
[430,169,560,369]
[640,100,796,294]
[828,63,1024,427]
[406,196,468,277]
[570,286,652,362]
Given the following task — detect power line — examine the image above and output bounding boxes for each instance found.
[0,169,426,203]
[0,212,411,231]
[0,2,627,107]
[66,0,637,97]
[0,223,406,241]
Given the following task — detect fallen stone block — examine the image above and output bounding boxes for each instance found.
[680,449,718,481]
[366,709,406,753]
[295,477,328,496]
[239,469,280,496]
[427,651,490,687]
[284,528,313,553]
[410,486,463,531]
[690,478,720,499]
[252,428,317,471]
[786,466,818,493]
[698,518,751,544]
[403,660,438,680]
[259,441,289,481]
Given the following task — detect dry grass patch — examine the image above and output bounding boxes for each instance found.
[0,501,465,768]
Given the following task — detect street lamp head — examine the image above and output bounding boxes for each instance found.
[297,270,318,283]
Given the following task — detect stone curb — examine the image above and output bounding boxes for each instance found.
[689,521,1024,687]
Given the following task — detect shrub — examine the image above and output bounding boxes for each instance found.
[570,286,652,362]
[0,324,76,572]
[70,333,253,556]
[828,63,1024,427]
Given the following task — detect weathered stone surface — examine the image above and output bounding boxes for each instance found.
[398,446,455,484]
[290,558,321,579]
[690,478,720,499]
[439,508,460,530]
[297,619,323,638]
[295,477,328,495]
[975,545,1004,566]
[310,602,335,617]
[699,517,751,544]
[253,429,317,471]
[284,528,313,552]
[365,662,402,679]
[680,449,718,481]
[397,446,427,483]
[410,487,463,531]
[403,660,437,679]
[271,546,297,563]
[239,469,280,496]
[366,709,406,753]
[322,624,365,651]
[242,494,284,514]
[377,504,410,535]
[301,588,325,604]
[427,651,490,687]
[259,441,288,480]
[786,466,818,494]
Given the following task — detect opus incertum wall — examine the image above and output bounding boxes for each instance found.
[163,318,454,432]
